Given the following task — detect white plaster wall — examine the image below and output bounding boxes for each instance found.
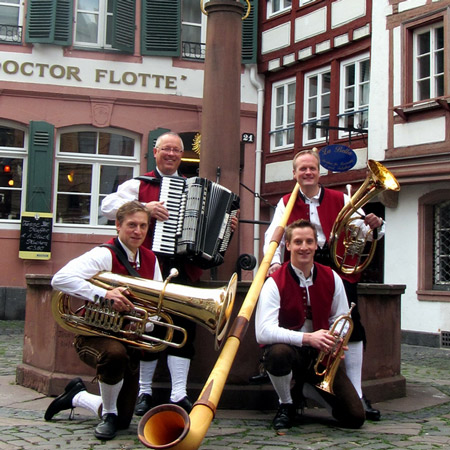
[0,45,259,104]
[295,7,327,42]
[262,22,291,54]
[367,0,390,161]
[399,0,427,13]
[331,0,366,28]
[385,183,450,334]
[394,117,446,147]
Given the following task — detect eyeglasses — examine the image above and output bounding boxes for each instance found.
[157,147,183,154]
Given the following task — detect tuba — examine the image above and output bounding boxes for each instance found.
[314,303,355,395]
[329,160,400,275]
[52,270,238,353]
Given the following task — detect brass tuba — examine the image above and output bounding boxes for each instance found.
[329,160,400,275]
[314,303,355,395]
[52,270,238,353]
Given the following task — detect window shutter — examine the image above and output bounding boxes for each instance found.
[26,122,55,213]
[147,128,170,172]
[112,0,136,53]
[242,0,257,64]
[26,0,73,45]
[141,0,180,56]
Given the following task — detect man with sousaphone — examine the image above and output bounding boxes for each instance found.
[256,219,366,429]
[263,149,390,423]
[45,201,163,440]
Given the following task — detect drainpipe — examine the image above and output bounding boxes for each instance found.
[249,65,265,276]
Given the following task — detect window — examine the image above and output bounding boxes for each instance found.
[270,78,296,152]
[55,128,139,227]
[267,0,291,18]
[181,0,207,59]
[418,190,450,301]
[339,55,370,137]
[0,0,23,43]
[75,0,113,48]
[303,68,331,145]
[0,124,26,221]
[433,200,450,290]
[413,23,444,102]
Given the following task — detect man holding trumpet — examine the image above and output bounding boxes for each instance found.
[263,149,383,421]
[256,219,365,430]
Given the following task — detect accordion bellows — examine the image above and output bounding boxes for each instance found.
[152,176,240,269]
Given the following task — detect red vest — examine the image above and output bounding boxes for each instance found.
[271,262,335,331]
[105,238,157,279]
[137,171,202,282]
[282,188,359,283]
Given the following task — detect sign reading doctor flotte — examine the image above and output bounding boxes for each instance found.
[319,145,357,172]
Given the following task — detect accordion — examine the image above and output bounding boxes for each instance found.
[151,176,240,269]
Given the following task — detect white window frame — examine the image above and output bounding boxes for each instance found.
[181,0,208,59]
[267,0,292,19]
[299,0,316,6]
[413,22,444,102]
[338,53,370,139]
[303,66,331,146]
[74,0,113,49]
[0,0,24,42]
[270,77,296,153]
[54,127,140,233]
[0,121,27,228]
[433,199,450,291]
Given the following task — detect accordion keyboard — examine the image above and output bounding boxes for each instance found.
[152,176,186,255]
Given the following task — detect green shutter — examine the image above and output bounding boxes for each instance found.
[112,0,136,53]
[26,122,55,213]
[147,128,170,172]
[242,0,257,64]
[141,0,180,56]
[26,0,73,45]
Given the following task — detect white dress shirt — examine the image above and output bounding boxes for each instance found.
[51,238,162,302]
[255,264,349,347]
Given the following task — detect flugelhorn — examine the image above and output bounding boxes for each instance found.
[52,270,238,353]
[137,183,300,450]
[329,160,400,275]
[314,302,355,395]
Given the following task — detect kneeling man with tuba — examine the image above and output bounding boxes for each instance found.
[255,219,365,430]
[45,201,162,440]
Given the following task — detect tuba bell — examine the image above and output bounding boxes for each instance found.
[314,303,355,395]
[329,160,400,275]
[52,270,238,352]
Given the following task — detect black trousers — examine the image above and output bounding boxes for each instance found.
[263,343,365,429]
[74,335,140,429]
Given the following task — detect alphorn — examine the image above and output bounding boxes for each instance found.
[138,183,301,450]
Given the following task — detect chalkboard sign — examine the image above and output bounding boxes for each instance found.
[19,212,53,260]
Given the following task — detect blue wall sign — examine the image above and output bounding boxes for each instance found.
[319,145,357,172]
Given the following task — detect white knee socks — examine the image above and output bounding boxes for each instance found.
[138,360,158,396]
[167,355,190,402]
[267,371,293,405]
[99,379,123,416]
[343,341,363,398]
[72,391,103,418]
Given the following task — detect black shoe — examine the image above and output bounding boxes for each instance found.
[272,403,296,430]
[362,395,381,421]
[44,377,86,421]
[94,413,118,440]
[134,393,153,416]
[170,396,193,413]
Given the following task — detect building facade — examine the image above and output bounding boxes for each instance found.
[258,0,450,346]
[0,0,260,303]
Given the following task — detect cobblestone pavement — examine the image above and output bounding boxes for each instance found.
[1,320,449,450]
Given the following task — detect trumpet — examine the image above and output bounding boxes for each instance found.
[52,270,238,353]
[329,160,400,275]
[314,302,355,395]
